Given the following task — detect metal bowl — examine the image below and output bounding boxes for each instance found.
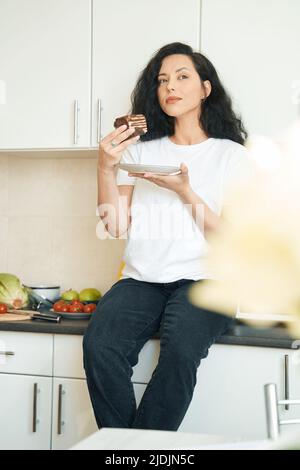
[25,285,60,303]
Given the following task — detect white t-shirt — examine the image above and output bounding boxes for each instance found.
[116,136,251,283]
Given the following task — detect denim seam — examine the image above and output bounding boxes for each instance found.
[124,310,164,366]
[124,312,165,424]
[133,347,175,426]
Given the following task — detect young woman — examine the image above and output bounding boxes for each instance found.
[83,42,249,431]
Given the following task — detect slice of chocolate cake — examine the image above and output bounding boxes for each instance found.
[114,114,147,140]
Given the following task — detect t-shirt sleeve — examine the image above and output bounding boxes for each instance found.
[116,143,140,186]
[222,145,254,209]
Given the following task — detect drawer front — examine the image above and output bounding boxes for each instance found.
[54,334,85,379]
[54,335,160,382]
[0,331,53,376]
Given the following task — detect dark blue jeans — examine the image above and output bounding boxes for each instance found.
[83,277,234,431]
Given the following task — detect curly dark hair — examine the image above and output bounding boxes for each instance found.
[130,42,248,145]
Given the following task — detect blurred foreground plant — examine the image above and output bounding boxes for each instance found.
[189,121,300,337]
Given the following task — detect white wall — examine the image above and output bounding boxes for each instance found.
[0,154,125,295]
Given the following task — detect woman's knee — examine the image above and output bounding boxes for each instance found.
[83,304,134,361]
[83,325,121,375]
[83,322,104,364]
[84,299,117,342]
[160,336,211,370]
[82,304,114,357]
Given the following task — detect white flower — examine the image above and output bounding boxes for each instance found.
[189,121,300,337]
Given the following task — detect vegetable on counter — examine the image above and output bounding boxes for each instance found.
[53,299,97,314]
[54,287,101,314]
[83,303,97,313]
[60,288,101,302]
[61,289,79,301]
[79,288,101,302]
[0,303,8,314]
[0,273,29,309]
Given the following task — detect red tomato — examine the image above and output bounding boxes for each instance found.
[0,303,8,314]
[60,304,70,313]
[69,304,84,313]
[53,302,70,313]
[53,301,67,312]
[70,300,81,305]
[75,302,84,310]
[83,303,97,314]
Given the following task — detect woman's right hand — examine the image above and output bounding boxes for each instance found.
[98,124,140,170]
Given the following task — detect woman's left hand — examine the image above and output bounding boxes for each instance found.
[128,162,190,196]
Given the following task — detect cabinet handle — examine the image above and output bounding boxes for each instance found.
[0,351,15,356]
[284,355,289,411]
[265,383,280,440]
[57,384,65,435]
[97,98,102,143]
[74,99,80,144]
[32,383,39,433]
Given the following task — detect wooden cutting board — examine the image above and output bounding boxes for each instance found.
[0,309,32,322]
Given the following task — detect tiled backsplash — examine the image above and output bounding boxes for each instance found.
[0,154,125,295]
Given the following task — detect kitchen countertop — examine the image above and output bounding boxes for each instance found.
[0,315,299,349]
[70,427,273,450]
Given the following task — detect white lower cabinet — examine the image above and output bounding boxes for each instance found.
[133,383,147,408]
[51,378,98,450]
[0,373,52,450]
[178,344,280,438]
[1,331,300,449]
[0,331,53,376]
[0,331,53,450]
[132,341,300,440]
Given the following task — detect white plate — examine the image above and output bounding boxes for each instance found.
[50,309,93,320]
[60,311,92,320]
[118,163,181,175]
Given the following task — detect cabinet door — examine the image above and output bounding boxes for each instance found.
[283,346,300,434]
[201,0,300,136]
[53,334,85,379]
[0,373,52,450]
[51,377,98,450]
[92,0,201,145]
[0,0,91,149]
[134,382,147,408]
[132,339,160,384]
[54,335,161,383]
[0,331,53,376]
[178,344,296,440]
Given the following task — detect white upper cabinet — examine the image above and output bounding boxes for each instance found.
[0,0,202,151]
[91,0,201,146]
[201,0,300,137]
[0,0,91,150]
[1,0,299,150]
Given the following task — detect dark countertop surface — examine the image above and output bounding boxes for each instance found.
[0,315,299,350]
